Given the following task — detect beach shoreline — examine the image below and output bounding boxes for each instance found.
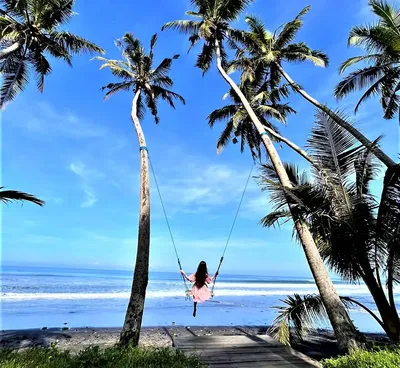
[0,325,390,361]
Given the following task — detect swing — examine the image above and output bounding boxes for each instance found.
[147,146,254,299]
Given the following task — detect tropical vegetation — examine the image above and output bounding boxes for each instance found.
[335,0,400,121]
[0,0,104,108]
[0,187,44,206]
[94,33,185,347]
[0,346,205,368]
[323,347,400,368]
[0,0,398,358]
[230,4,395,168]
[261,111,400,344]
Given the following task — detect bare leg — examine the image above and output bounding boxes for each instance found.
[193,302,197,317]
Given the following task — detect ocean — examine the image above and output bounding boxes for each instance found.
[0,266,394,333]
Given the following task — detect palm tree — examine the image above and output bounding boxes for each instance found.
[95,33,185,347]
[259,111,400,343]
[0,187,44,206]
[335,0,400,121]
[0,0,104,108]
[163,0,362,353]
[208,72,316,165]
[230,6,395,167]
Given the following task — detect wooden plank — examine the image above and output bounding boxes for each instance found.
[175,340,281,348]
[196,355,309,364]
[175,334,282,344]
[174,334,321,368]
[209,363,314,368]
[179,346,293,354]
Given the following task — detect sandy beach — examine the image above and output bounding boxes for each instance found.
[0,326,390,362]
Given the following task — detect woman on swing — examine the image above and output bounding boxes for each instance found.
[180,261,218,317]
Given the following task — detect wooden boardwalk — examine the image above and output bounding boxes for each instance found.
[173,334,321,368]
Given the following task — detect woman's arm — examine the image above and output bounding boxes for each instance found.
[180,270,191,281]
[209,271,219,282]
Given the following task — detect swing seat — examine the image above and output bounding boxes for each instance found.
[185,289,192,297]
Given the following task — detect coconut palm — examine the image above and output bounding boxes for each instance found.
[163,0,362,353]
[0,0,104,108]
[259,111,400,343]
[230,6,395,167]
[94,33,185,347]
[208,75,317,164]
[0,187,44,206]
[335,0,400,121]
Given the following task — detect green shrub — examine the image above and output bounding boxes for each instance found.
[323,347,400,368]
[0,346,205,368]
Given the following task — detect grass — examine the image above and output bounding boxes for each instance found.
[323,347,400,368]
[0,346,205,368]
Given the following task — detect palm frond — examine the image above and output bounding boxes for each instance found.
[101,81,132,100]
[369,0,400,32]
[162,20,201,34]
[339,54,383,73]
[152,55,179,79]
[355,139,382,196]
[49,31,104,55]
[269,294,368,346]
[29,50,51,92]
[334,64,389,99]
[33,0,75,29]
[221,0,254,22]
[308,111,360,182]
[275,6,311,49]
[216,120,234,154]
[376,164,400,270]
[0,187,44,206]
[260,210,291,228]
[196,42,214,74]
[0,54,28,108]
[207,104,238,127]
[269,294,329,346]
[282,43,329,67]
[151,85,186,106]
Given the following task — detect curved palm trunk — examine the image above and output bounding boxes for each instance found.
[0,41,22,59]
[215,40,361,353]
[120,89,151,347]
[274,63,396,168]
[260,125,317,166]
[362,267,400,342]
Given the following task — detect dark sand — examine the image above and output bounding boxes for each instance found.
[0,326,390,361]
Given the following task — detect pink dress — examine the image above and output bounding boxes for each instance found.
[188,273,212,303]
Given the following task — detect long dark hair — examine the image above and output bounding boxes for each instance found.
[195,261,208,288]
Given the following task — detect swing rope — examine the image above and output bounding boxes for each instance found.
[210,163,255,296]
[144,147,191,298]
[144,145,254,300]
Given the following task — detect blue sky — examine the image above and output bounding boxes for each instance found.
[1,0,398,277]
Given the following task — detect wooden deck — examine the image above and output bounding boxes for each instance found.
[173,334,321,368]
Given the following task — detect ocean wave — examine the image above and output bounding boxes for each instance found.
[2,286,374,301]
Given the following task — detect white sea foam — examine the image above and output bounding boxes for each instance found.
[2,285,375,301]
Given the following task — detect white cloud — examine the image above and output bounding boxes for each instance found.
[69,160,102,208]
[69,161,86,177]
[153,161,259,214]
[15,101,106,139]
[81,187,97,208]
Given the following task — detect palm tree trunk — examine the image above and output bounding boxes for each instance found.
[274,62,396,168]
[362,268,400,343]
[260,125,317,166]
[120,88,151,347]
[215,40,362,353]
[0,41,22,59]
